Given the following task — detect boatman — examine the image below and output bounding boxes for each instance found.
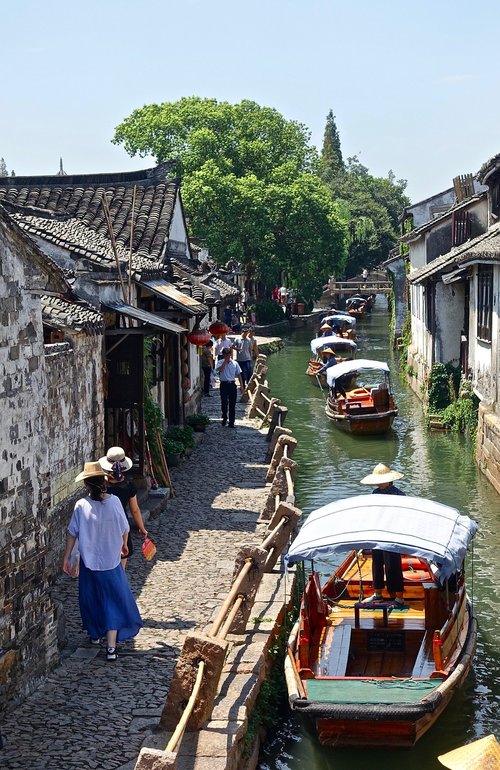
[215,347,244,428]
[317,347,337,374]
[359,463,406,609]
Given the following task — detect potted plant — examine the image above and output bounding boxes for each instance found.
[162,436,183,467]
[186,413,211,432]
[166,425,196,456]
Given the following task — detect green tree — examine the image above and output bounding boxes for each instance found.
[0,158,8,177]
[320,110,344,182]
[113,98,347,299]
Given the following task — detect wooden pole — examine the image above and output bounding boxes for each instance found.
[128,185,136,305]
[102,192,128,304]
[165,660,205,753]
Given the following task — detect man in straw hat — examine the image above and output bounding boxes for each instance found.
[359,463,406,609]
[317,347,337,375]
[319,322,332,337]
[438,734,500,769]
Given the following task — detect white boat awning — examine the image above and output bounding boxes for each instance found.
[325,358,389,386]
[323,314,356,326]
[310,336,357,354]
[285,495,477,580]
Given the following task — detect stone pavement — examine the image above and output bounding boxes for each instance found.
[0,389,271,770]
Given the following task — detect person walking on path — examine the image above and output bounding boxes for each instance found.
[233,326,253,387]
[200,339,215,396]
[62,462,143,661]
[247,327,259,365]
[215,332,234,360]
[359,463,406,609]
[215,347,244,427]
[99,447,148,569]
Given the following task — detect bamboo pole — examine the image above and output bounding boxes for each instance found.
[261,516,288,551]
[102,193,128,304]
[155,423,175,497]
[208,559,253,638]
[165,660,206,753]
[219,595,245,640]
[128,185,137,305]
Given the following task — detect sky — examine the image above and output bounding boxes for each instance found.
[3,0,500,203]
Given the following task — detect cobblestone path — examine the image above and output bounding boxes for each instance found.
[0,393,269,770]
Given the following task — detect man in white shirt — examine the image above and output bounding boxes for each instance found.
[215,347,244,427]
[214,334,234,360]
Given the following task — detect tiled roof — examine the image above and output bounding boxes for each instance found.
[477,152,500,184]
[41,295,104,335]
[0,165,178,266]
[408,224,500,283]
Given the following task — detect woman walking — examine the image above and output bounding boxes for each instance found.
[99,447,147,568]
[62,461,142,661]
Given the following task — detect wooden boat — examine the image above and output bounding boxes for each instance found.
[307,336,357,388]
[285,495,478,748]
[346,296,369,317]
[321,314,356,340]
[325,359,397,434]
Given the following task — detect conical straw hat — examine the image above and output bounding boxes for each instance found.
[360,463,404,485]
[438,734,500,769]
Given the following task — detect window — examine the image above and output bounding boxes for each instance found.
[477,266,493,342]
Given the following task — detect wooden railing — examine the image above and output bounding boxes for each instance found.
[135,355,301,770]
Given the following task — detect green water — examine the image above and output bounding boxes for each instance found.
[259,301,500,770]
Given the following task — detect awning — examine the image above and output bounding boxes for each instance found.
[103,300,185,334]
[323,314,356,326]
[285,495,477,580]
[325,359,389,387]
[310,336,357,354]
[139,279,207,315]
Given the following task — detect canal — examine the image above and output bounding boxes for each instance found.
[258,299,500,770]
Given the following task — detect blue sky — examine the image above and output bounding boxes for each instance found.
[3,0,500,202]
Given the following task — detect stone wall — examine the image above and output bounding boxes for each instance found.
[0,217,55,714]
[406,344,429,402]
[476,404,500,495]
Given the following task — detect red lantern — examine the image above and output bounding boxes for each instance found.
[187,328,211,346]
[209,321,230,337]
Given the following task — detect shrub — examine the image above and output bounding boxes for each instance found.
[166,424,195,450]
[186,413,210,428]
[162,437,183,457]
[253,299,285,324]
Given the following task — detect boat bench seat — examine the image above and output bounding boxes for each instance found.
[319,622,352,677]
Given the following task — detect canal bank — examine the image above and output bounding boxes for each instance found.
[258,301,500,770]
[0,343,294,770]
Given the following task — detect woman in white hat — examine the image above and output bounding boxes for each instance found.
[62,462,142,661]
[98,447,147,569]
[360,463,406,609]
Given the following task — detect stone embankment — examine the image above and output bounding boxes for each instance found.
[0,342,299,770]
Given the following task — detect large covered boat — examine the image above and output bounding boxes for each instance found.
[285,495,478,748]
[321,314,356,339]
[325,359,397,434]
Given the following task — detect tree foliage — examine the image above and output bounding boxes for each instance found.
[113,98,347,299]
[0,158,8,177]
[320,115,410,277]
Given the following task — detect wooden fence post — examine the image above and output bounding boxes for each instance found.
[266,435,298,482]
[262,502,302,572]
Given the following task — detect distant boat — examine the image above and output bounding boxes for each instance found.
[325,359,397,434]
[320,314,356,339]
[306,336,357,388]
[285,495,478,748]
[346,296,369,316]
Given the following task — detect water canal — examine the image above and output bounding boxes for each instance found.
[258,300,500,770]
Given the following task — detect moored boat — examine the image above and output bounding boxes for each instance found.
[325,359,397,434]
[284,495,478,748]
[307,336,357,388]
[321,314,356,339]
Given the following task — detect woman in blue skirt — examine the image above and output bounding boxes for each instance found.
[62,461,143,661]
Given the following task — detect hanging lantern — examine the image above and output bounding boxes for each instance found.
[209,321,229,337]
[187,328,211,347]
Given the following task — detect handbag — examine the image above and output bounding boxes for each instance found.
[141,537,157,560]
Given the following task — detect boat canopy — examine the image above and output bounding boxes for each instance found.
[310,336,357,354]
[285,494,477,580]
[323,314,356,327]
[325,359,389,386]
